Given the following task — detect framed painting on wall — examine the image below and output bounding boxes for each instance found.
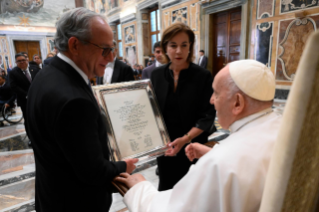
[124,25,136,44]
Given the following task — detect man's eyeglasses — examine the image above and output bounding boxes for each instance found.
[16,59,27,63]
[83,41,115,57]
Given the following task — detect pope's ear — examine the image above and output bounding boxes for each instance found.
[233,93,245,115]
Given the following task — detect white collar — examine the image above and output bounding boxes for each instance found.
[58,53,88,84]
[155,60,163,67]
[229,107,273,133]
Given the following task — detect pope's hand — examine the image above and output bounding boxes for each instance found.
[185,143,211,162]
[123,158,139,174]
[165,136,188,156]
[115,173,146,188]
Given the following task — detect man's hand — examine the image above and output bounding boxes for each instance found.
[165,136,188,157]
[123,158,139,174]
[115,173,146,188]
[185,143,212,162]
[5,103,10,108]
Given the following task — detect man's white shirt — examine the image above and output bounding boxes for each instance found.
[103,57,116,84]
[198,55,203,66]
[57,53,88,84]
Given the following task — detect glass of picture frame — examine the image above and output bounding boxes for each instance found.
[92,80,170,172]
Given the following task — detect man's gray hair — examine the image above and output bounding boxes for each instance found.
[113,40,117,47]
[54,7,107,52]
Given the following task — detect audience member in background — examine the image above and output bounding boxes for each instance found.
[1,70,6,78]
[32,54,43,69]
[19,52,40,73]
[9,53,39,146]
[142,42,164,79]
[147,55,155,67]
[150,22,216,191]
[0,75,15,110]
[198,50,208,69]
[43,47,59,67]
[96,40,134,84]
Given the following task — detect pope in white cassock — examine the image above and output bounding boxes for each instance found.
[115,59,282,212]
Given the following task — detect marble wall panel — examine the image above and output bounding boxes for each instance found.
[280,0,319,14]
[190,3,199,31]
[257,0,275,19]
[255,22,274,67]
[0,36,12,72]
[276,17,318,81]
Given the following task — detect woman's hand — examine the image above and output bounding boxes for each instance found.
[185,143,212,162]
[115,173,146,188]
[165,136,189,156]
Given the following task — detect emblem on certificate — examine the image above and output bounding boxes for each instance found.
[92,80,170,172]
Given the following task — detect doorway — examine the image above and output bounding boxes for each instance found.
[212,7,242,77]
[14,41,42,62]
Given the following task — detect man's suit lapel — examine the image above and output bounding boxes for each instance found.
[111,58,120,83]
[17,68,31,85]
[29,68,37,79]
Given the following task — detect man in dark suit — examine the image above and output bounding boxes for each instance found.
[198,50,208,69]
[20,52,41,73]
[26,8,137,212]
[97,40,134,84]
[142,41,164,79]
[9,53,39,144]
[0,75,16,109]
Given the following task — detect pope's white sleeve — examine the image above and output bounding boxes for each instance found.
[123,181,159,212]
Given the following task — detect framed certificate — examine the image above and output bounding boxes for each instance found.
[92,80,170,171]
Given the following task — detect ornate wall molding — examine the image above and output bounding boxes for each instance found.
[108,13,120,24]
[137,0,159,10]
[120,13,137,25]
[202,0,248,15]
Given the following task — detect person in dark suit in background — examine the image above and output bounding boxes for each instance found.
[97,40,134,84]
[19,52,40,73]
[151,23,216,191]
[0,75,16,109]
[9,53,39,145]
[198,50,208,69]
[142,41,164,79]
[26,8,137,212]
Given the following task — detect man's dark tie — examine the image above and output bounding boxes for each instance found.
[23,70,32,83]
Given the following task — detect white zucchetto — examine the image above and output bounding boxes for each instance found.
[229,60,276,101]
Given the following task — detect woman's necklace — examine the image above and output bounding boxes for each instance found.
[169,68,179,83]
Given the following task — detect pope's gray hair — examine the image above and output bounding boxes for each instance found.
[54,7,107,52]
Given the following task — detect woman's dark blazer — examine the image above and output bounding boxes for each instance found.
[150,62,216,143]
